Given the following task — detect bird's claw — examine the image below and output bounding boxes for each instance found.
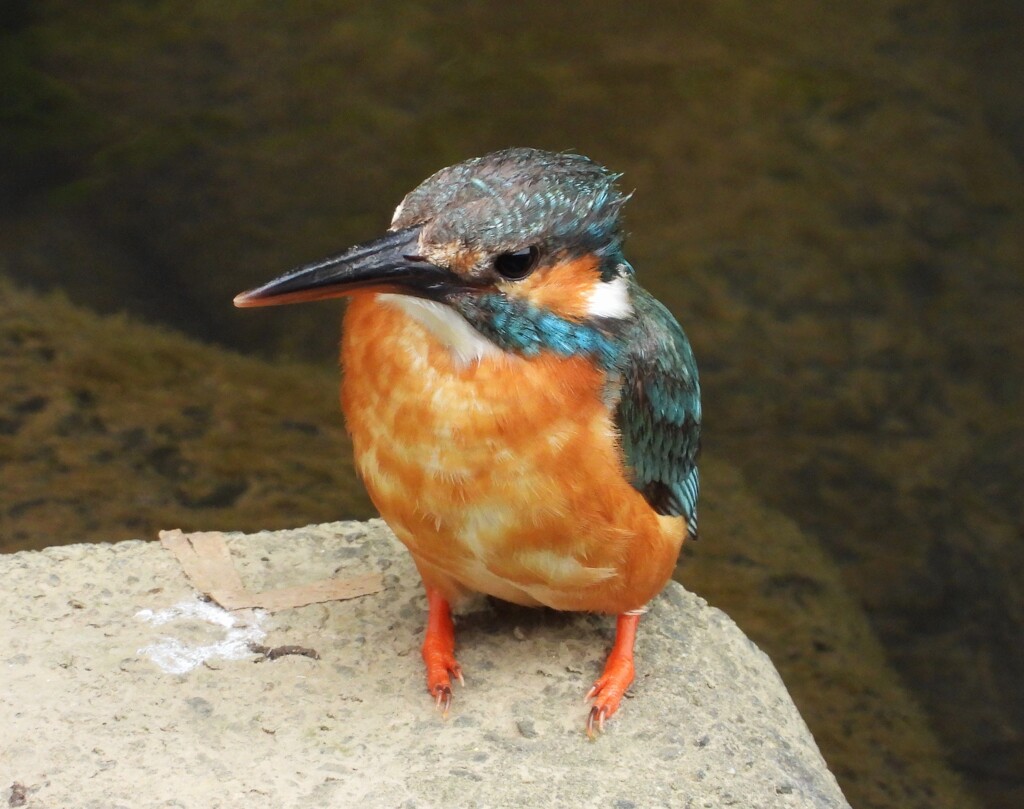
[584,681,617,739]
[432,684,453,716]
[426,658,463,718]
[586,704,608,739]
[583,652,634,738]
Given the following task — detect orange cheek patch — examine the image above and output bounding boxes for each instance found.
[505,254,602,322]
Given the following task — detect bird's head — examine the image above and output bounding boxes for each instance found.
[235,148,636,365]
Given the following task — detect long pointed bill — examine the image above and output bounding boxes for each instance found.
[233,226,462,308]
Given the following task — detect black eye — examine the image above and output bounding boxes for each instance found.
[493,247,539,280]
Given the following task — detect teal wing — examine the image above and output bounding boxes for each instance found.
[613,288,701,537]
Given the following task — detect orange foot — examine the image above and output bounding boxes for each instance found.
[422,587,464,716]
[585,612,641,738]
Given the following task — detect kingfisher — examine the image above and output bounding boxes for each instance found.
[234,148,700,736]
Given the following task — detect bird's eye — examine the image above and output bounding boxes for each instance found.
[493,247,539,281]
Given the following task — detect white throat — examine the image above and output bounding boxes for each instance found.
[378,294,504,367]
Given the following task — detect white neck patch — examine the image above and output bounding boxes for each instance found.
[585,276,633,319]
[379,294,504,367]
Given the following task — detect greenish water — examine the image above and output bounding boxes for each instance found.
[2,2,1023,807]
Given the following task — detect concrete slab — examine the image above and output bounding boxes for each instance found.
[1,521,849,808]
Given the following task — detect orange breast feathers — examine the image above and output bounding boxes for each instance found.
[340,293,685,614]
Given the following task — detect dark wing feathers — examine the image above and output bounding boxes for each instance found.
[613,288,701,537]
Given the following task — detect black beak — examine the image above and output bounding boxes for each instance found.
[233,226,463,308]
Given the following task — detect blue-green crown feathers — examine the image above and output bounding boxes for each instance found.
[394,148,629,260]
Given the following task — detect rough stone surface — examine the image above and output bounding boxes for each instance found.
[1,521,849,808]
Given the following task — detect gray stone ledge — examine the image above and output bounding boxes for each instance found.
[1,520,850,808]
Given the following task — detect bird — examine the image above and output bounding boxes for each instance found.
[234,148,701,736]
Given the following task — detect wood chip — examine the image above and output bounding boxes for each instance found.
[158,529,384,612]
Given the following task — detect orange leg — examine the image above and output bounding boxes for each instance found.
[421,587,464,715]
[585,612,641,737]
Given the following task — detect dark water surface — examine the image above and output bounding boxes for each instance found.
[3,2,1022,807]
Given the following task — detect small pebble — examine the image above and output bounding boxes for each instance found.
[516,718,537,738]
